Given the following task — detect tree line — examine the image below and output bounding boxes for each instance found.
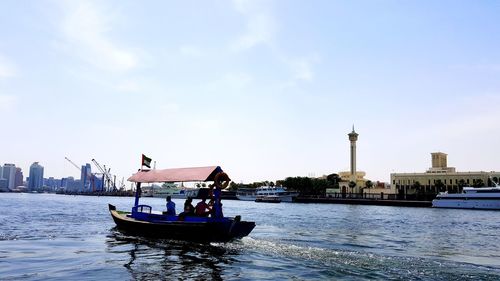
[229,174,344,196]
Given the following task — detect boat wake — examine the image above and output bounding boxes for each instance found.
[218,237,500,280]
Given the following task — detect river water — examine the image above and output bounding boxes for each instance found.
[1,193,500,280]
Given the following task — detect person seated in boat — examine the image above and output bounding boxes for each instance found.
[164,196,176,216]
[183,197,195,215]
[178,197,195,220]
[195,198,211,217]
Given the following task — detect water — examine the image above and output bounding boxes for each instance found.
[1,193,500,280]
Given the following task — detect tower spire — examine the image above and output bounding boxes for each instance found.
[348,126,359,182]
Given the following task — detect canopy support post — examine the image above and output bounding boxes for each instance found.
[134,182,142,207]
[214,187,222,218]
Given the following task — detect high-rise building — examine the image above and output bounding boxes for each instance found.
[81,163,92,192]
[2,163,17,190]
[28,162,44,190]
[0,179,8,191]
[15,168,23,188]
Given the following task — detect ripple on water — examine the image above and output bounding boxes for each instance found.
[2,194,500,280]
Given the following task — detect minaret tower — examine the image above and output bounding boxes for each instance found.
[348,125,359,182]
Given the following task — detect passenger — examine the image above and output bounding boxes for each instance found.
[178,197,195,221]
[210,201,223,218]
[195,198,211,217]
[165,196,176,216]
[183,197,195,215]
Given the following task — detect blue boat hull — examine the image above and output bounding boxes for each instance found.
[108,204,255,242]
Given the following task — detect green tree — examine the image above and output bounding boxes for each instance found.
[473,179,485,188]
[283,177,313,195]
[458,179,467,189]
[412,181,421,190]
[311,178,328,196]
[326,173,341,188]
[348,181,356,191]
[365,180,374,189]
[435,180,445,192]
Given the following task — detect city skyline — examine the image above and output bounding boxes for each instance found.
[1,1,499,183]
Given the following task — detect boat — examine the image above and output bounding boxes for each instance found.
[109,166,256,242]
[255,195,281,203]
[237,186,299,202]
[432,184,500,210]
[141,182,202,199]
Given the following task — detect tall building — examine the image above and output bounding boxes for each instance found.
[2,163,17,190]
[15,168,23,188]
[28,162,44,190]
[81,163,92,192]
[348,126,359,182]
[326,126,368,196]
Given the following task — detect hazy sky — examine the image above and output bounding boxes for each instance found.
[1,0,499,184]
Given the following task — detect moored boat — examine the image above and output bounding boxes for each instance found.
[109,165,255,242]
[237,186,298,202]
[432,185,500,210]
[255,195,281,203]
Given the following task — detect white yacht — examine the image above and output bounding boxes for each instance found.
[142,183,198,199]
[236,186,299,202]
[432,185,500,210]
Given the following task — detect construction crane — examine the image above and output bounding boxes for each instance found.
[65,157,95,192]
[92,159,116,192]
[65,157,80,172]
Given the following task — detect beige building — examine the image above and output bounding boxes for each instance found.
[391,152,500,200]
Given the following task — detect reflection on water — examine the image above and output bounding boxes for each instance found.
[106,228,238,280]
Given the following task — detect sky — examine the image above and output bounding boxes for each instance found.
[1,0,499,184]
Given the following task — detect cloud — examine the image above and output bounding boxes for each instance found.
[0,55,16,78]
[191,118,221,132]
[58,1,138,72]
[206,72,253,92]
[230,0,277,51]
[114,79,142,93]
[159,102,180,113]
[230,1,319,85]
[0,95,16,112]
[282,54,321,82]
[179,45,204,58]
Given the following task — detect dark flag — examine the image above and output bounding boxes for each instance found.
[142,154,152,168]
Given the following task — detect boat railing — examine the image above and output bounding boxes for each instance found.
[132,204,152,214]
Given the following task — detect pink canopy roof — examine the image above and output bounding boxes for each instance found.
[128,166,223,183]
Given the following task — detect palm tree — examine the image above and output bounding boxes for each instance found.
[365,180,373,189]
[458,179,467,189]
[435,180,445,192]
[473,179,485,188]
[412,181,421,190]
[348,181,356,198]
